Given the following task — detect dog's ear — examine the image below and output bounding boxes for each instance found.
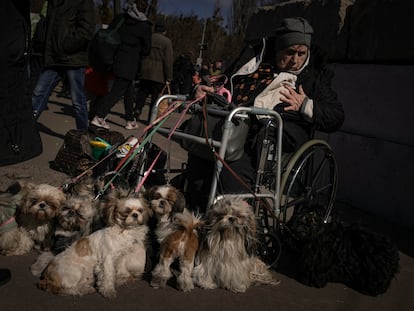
[99,192,119,226]
[143,185,156,202]
[172,190,186,214]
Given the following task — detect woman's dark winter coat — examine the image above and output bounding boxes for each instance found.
[112,14,152,81]
[229,40,344,151]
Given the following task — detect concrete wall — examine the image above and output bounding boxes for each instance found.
[329,64,414,227]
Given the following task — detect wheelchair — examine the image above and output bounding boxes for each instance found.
[142,92,338,268]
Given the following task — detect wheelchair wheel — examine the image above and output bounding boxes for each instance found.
[256,216,282,269]
[279,139,338,224]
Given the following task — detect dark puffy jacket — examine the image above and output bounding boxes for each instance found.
[44,0,96,67]
[112,14,152,81]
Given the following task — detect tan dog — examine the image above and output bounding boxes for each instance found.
[0,183,65,256]
[38,192,151,298]
[192,197,279,293]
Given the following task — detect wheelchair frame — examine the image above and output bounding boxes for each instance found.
[145,93,338,267]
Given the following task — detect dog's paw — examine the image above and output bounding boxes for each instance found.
[177,277,194,292]
[99,287,117,299]
[150,276,167,289]
[227,284,247,293]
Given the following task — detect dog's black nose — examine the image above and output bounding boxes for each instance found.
[39,203,46,209]
[228,216,236,222]
[68,210,75,216]
[132,213,138,219]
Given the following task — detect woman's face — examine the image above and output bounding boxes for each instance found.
[275,44,309,71]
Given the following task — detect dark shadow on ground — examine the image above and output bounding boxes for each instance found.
[36,122,66,140]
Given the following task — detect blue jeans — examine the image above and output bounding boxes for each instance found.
[32,67,89,130]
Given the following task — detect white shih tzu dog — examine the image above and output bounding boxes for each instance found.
[192,197,279,293]
[0,183,66,256]
[38,192,152,298]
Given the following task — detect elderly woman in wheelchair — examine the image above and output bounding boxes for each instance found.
[185,17,344,224]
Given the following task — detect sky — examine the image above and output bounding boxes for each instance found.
[156,0,233,19]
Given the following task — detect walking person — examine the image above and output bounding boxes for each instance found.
[31,0,96,131]
[90,0,152,130]
[134,18,174,123]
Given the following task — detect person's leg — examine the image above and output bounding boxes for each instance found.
[94,77,130,118]
[134,79,151,120]
[91,77,131,129]
[220,153,255,194]
[66,67,89,130]
[123,81,136,122]
[124,81,139,129]
[147,81,164,122]
[32,68,61,119]
[186,154,215,213]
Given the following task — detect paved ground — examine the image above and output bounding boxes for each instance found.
[0,91,413,310]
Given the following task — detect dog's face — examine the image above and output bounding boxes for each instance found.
[20,184,66,221]
[207,197,256,238]
[104,196,152,228]
[145,185,185,219]
[58,195,97,232]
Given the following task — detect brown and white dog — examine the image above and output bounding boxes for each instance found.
[150,208,203,291]
[145,185,203,291]
[192,197,279,293]
[38,191,152,298]
[0,183,66,256]
[144,184,186,265]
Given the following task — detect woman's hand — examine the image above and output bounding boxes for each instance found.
[280,85,307,112]
[194,84,215,99]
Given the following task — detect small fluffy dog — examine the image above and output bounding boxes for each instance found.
[50,194,99,254]
[145,185,186,224]
[151,208,203,291]
[192,197,279,293]
[145,185,186,266]
[145,184,199,290]
[0,183,66,256]
[38,192,152,298]
[280,204,400,296]
[31,194,99,277]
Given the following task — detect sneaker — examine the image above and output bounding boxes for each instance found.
[91,116,110,129]
[125,120,139,130]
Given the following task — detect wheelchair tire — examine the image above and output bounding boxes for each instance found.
[279,139,338,224]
